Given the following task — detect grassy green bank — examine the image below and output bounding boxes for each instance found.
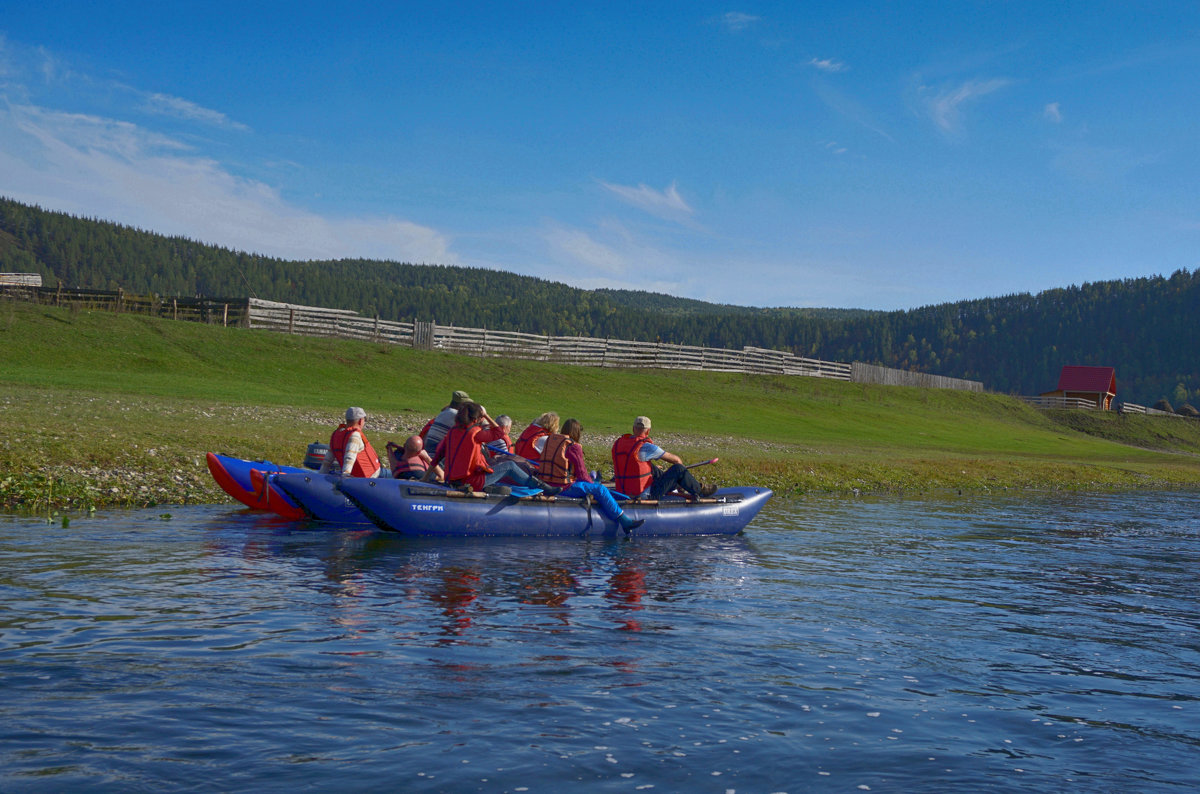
[4,299,1200,513]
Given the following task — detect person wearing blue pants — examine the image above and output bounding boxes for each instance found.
[539,418,644,532]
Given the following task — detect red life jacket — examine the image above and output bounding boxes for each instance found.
[538,434,575,487]
[514,423,550,460]
[329,424,381,478]
[612,433,653,495]
[390,450,428,478]
[444,425,492,490]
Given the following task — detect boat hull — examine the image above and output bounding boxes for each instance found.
[206,452,308,511]
[338,478,773,537]
[249,468,307,520]
[270,472,373,524]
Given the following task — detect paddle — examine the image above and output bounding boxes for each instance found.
[685,457,718,469]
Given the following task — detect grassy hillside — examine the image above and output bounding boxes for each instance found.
[5,197,1199,405]
[3,299,1200,512]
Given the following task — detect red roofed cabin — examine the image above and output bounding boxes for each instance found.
[1040,366,1117,410]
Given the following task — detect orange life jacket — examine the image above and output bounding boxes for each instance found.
[538,434,575,487]
[611,433,653,495]
[514,423,550,460]
[444,425,492,490]
[329,424,381,478]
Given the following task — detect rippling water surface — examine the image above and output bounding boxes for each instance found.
[3,492,1199,792]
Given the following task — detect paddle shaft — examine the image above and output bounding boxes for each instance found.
[685,457,718,469]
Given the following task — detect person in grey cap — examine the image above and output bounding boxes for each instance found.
[418,389,471,452]
[319,407,382,478]
[611,415,716,499]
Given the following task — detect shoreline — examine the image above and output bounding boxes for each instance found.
[5,395,1200,514]
[8,449,1200,517]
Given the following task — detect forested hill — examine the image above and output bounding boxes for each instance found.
[1,197,1197,406]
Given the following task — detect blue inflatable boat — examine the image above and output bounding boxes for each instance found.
[337,477,773,537]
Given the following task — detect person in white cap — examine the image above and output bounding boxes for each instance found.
[319,406,382,478]
[610,415,716,500]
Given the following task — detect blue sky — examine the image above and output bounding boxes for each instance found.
[1,2,1197,310]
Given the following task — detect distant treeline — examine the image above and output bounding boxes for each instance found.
[2,196,1197,405]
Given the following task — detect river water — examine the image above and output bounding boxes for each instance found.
[2,491,1199,792]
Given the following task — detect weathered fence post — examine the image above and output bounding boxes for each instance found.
[288,307,295,334]
[222,303,229,327]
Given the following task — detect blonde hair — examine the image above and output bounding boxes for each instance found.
[535,411,560,434]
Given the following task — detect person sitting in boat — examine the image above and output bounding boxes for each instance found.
[418,389,471,453]
[611,415,716,500]
[319,406,383,478]
[481,412,541,478]
[513,412,559,461]
[387,435,440,481]
[484,414,514,456]
[541,418,644,532]
[425,402,560,494]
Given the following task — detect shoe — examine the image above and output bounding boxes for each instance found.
[530,478,561,496]
[618,513,645,533]
[698,482,718,497]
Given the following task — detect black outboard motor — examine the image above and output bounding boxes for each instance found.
[303,442,329,470]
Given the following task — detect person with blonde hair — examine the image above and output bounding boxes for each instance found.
[513,411,559,460]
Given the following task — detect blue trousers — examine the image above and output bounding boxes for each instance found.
[485,459,540,488]
[559,481,625,521]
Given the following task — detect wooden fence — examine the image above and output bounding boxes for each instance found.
[851,362,983,392]
[1019,396,1100,410]
[0,273,43,287]
[1115,402,1181,417]
[247,298,853,379]
[1019,396,1184,417]
[1,283,249,325]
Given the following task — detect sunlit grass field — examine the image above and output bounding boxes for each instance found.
[4,299,1200,511]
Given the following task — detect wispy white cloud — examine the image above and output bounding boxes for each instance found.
[812,81,893,141]
[720,12,761,32]
[1044,101,1062,123]
[142,92,251,132]
[0,101,453,263]
[599,180,695,223]
[543,225,630,276]
[920,78,1011,135]
[540,218,689,287]
[807,57,846,73]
